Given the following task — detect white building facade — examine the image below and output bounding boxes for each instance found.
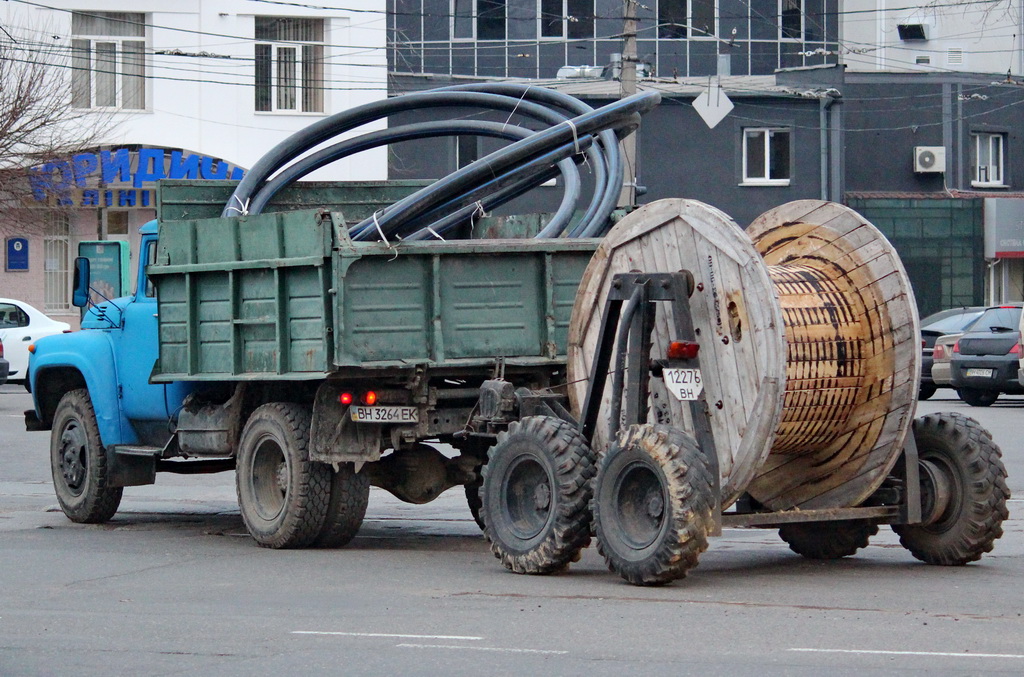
[841,0,1023,74]
[1,0,387,327]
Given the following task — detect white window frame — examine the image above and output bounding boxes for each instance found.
[451,0,476,40]
[70,12,147,111]
[43,212,73,313]
[254,18,326,114]
[742,127,792,186]
[972,132,1006,187]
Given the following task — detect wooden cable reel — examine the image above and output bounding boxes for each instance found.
[567,199,921,511]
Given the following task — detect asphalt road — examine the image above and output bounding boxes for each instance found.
[1,385,1021,676]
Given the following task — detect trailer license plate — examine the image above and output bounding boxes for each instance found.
[350,406,419,423]
[662,368,704,401]
[966,368,994,378]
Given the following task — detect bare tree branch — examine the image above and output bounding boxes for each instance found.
[0,24,117,236]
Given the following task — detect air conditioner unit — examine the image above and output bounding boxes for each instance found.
[914,146,946,173]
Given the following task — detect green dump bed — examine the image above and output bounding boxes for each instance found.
[148,209,598,382]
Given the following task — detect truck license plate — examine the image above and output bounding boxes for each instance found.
[350,406,419,423]
[965,368,994,378]
[661,368,704,401]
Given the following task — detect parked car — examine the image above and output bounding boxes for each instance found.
[949,304,1024,406]
[919,306,986,400]
[0,339,8,385]
[0,299,71,384]
[930,333,961,387]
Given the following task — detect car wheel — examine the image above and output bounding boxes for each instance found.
[918,383,937,401]
[956,387,998,407]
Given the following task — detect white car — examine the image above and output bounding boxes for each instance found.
[0,298,71,383]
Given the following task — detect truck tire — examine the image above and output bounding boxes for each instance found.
[956,387,998,407]
[313,462,370,548]
[465,480,485,531]
[481,416,596,574]
[236,403,331,549]
[893,413,1009,565]
[778,520,878,559]
[50,389,123,523]
[593,424,715,586]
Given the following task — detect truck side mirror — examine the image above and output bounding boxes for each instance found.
[72,257,91,308]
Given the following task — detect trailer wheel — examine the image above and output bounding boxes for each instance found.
[236,403,331,549]
[956,388,998,407]
[893,413,1009,565]
[312,462,370,548]
[778,520,878,559]
[481,416,596,574]
[593,424,715,586]
[50,389,123,523]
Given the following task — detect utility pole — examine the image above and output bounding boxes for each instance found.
[618,0,638,207]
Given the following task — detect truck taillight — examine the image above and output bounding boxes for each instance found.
[667,341,700,360]
[339,392,354,405]
[362,391,378,405]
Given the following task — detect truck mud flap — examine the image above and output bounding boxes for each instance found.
[107,446,158,487]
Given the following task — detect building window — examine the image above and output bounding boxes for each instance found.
[255,17,325,113]
[567,0,594,39]
[658,0,715,38]
[743,128,791,184]
[972,132,1005,187]
[477,0,506,40]
[43,213,72,313]
[456,136,479,169]
[71,12,146,110]
[540,0,563,37]
[780,0,802,39]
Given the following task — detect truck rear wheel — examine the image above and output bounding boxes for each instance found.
[236,403,331,549]
[313,462,370,548]
[778,520,878,559]
[893,413,1009,565]
[481,416,596,574]
[50,389,122,523]
[593,424,715,586]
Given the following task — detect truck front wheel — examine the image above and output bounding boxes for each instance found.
[236,403,331,549]
[50,389,123,523]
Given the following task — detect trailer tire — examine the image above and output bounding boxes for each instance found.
[778,521,878,559]
[481,416,596,574]
[893,413,1009,565]
[593,424,714,586]
[50,389,123,523]
[313,462,370,548]
[956,388,998,407]
[236,403,331,549]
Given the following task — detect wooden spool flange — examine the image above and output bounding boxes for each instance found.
[567,199,920,510]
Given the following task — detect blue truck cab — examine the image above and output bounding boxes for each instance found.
[26,221,196,521]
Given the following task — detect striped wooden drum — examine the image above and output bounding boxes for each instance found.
[567,199,920,510]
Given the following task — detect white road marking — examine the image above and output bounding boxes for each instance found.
[397,643,567,655]
[292,631,483,641]
[790,648,1024,659]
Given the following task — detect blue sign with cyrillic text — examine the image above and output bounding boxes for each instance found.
[6,238,28,271]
